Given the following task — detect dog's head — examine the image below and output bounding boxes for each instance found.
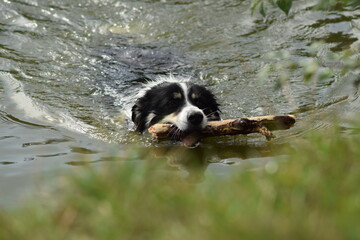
[132,81,220,133]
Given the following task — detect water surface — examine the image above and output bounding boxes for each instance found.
[0,0,359,205]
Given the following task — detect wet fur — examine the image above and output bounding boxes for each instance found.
[132,78,220,133]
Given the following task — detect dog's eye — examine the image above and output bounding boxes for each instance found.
[168,99,179,107]
[193,99,205,108]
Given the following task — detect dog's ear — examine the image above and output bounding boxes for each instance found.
[131,100,147,133]
[132,94,160,133]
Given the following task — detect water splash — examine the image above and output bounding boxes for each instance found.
[0,71,94,135]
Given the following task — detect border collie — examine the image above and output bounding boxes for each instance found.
[131,76,221,134]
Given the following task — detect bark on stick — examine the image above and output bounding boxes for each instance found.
[147,115,296,146]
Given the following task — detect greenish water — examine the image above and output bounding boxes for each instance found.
[0,0,359,205]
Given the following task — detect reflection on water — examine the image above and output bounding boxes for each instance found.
[63,141,282,184]
[0,0,359,205]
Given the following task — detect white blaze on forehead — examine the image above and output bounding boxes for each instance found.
[179,82,189,102]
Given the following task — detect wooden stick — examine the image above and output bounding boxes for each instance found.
[148,115,296,146]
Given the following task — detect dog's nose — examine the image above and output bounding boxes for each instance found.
[188,112,204,126]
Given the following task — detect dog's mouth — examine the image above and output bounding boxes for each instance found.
[162,123,203,148]
[166,123,204,135]
[166,124,186,140]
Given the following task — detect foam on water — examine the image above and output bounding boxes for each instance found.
[0,72,94,135]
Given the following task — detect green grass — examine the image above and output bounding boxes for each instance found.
[1,126,360,240]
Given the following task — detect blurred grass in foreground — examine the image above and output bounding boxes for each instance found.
[1,124,360,240]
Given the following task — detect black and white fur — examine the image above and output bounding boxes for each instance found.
[131,77,221,133]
